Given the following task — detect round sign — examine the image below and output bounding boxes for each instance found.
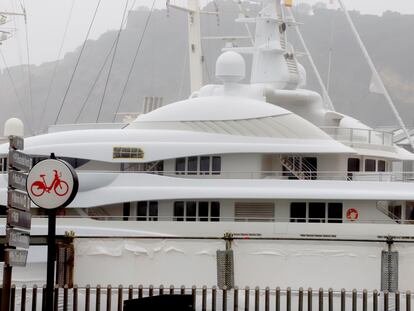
[346,208,359,221]
[26,159,79,209]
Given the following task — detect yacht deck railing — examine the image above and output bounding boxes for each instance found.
[320,127,394,146]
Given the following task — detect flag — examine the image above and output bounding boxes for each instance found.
[285,0,293,7]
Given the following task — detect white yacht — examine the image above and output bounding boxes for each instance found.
[1,0,414,293]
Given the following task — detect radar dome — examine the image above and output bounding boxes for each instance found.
[4,117,24,137]
[216,51,245,83]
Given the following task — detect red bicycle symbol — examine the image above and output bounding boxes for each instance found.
[30,170,69,197]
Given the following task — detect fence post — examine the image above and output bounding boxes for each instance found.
[63,285,68,311]
[73,285,78,311]
[328,288,333,311]
[117,285,123,311]
[384,290,389,311]
[159,285,164,296]
[298,288,303,311]
[106,285,112,311]
[318,288,323,311]
[352,289,357,311]
[138,285,143,298]
[10,284,15,311]
[255,287,260,311]
[265,287,270,311]
[54,285,59,311]
[129,285,133,299]
[407,291,411,311]
[96,285,101,311]
[223,286,228,311]
[373,290,378,311]
[181,285,185,296]
[85,284,91,311]
[21,285,27,311]
[396,291,400,311]
[287,287,291,311]
[341,289,345,311]
[202,286,207,311]
[212,286,217,311]
[149,285,154,297]
[233,287,238,311]
[192,286,197,311]
[276,287,280,311]
[32,285,37,311]
[169,285,174,295]
[244,287,249,311]
[308,288,313,311]
[363,289,367,311]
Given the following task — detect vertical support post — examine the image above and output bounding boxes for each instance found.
[396,291,400,311]
[233,287,238,311]
[363,289,367,311]
[318,288,323,311]
[212,286,217,311]
[275,287,280,311]
[384,290,389,311]
[340,289,345,311]
[158,285,163,296]
[96,285,101,311]
[46,209,57,311]
[255,287,260,311]
[128,285,133,299]
[149,285,153,297]
[85,284,91,311]
[202,286,207,311]
[106,285,112,311]
[73,285,78,311]
[328,288,333,311]
[32,285,37,311]
[244,287,249,311]
[406,291,411,311]
[352,289,357,311]
[223,286,227,311]
[373,290,378,311]
[63,285,68,311]
[298,288,303,311]
[192,286,197,311]
[138,285,143,298]
[10,284,15,311]
[53,285,59,311]
[264,287,269,311]
[117,285,123,311]
[287,287,291,311]
[308,288,313,311]
[169,285,174,296]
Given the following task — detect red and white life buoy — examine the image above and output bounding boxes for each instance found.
[346,208,359,221]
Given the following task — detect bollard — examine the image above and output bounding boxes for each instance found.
[63,285,68,311]
[169,285,174,295]
[32,285,38,311]
[21,285,27,311]
[298,288,304,311]
[276,287,280,311]
[202,286,207,311]
[138,285,143,298]
[117,285,123,311]
[396,291,400,311]
[384,290,389,311]
[181,285,186,295]
[159,285,164,296]
[328,288,333,311]
[192,286,197,311]
[341,289,345,311]
[308,288,313,311]
[212,286,217,311]
[106,285,112,311]
[223,286,228,311]
[128,285,133,299]
[407,291,411,311]
[373,290,378,311]
[244,287,250,311]
[149,285,154,297]
[363,289,367,311]
[318,288,323,311]
[265,287,270,311]
[255,287,260,311]
[287,287,291,311]
[85,284,91,311]
[96,285,101,311]
[233,287,239,311]
[73,285,78,311]
[352,289,357,311]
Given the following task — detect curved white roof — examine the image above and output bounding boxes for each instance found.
[132,96,290,122]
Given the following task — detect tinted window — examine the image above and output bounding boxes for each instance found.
[365,159,376,172]
[199,201,209,221]
[212,157,221,175]
[347,158,360,172]
[378,160,386,172]
[186,201,197,221]
[328,203,343,223]
[149,201,158,221]
[137,201,147,221]
[309,202,326,223]
[175,158,185,174]
[290,202,306,223]
[199,156,210,174]
[211,201,220,222]
[174,201,184,221]
[123,202,130,221]
[187,157,198,175]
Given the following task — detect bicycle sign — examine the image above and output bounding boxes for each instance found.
[26,158,78,209]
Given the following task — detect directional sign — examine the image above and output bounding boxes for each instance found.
[8,170,27,191]
[9,136,24,150]
[5,249,28,267]
[7,208,31,230]
[7,190,30,211]
[9,150,32,171]
[6,228,30,249]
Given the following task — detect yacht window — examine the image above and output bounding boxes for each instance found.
[212,156,221,175]
[186,201,197,221]
[123,202,130,221]
[113,147,144,159]
[328,203,343,223]
[175,158,186,174]
[149,201,158,221]
[290,202,306,223]
[309,202,326,223]
[187,157,198,175]
[137,201,148,221]
[378,160,386,172]
[211,201,220,222]
[174,201,185,221]
[199,201,209,221]
[199,156,210,174]
[347,158,360,172]
[405,201,414,223]
[388,201,402,221]
[365,159,376,172]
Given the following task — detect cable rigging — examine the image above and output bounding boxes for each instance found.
[53,0,103,125]
[95,0,130,123]
[112,0,156,122]
[37,0,75,133]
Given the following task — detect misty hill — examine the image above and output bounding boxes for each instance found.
[1,2,414,134]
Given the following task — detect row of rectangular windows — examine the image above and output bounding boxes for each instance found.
[175,156,221,175]
[290,202,343,223]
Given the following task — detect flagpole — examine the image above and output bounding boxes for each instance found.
[337,0,414,149]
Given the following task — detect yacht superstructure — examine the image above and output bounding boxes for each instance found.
[1,0,414,292]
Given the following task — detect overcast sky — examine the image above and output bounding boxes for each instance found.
[0,0,413,69]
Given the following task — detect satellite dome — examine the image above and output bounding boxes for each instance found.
[4,117,24,137]
[215,51,245,83]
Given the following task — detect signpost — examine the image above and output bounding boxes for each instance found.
[2,118,31,311]
[26,154,79,311]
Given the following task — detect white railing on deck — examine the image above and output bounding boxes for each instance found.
[320,127,394,146]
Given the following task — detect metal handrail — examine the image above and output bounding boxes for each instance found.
[320,126,394,146]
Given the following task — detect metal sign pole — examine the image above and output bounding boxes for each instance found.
[45,208,57,310]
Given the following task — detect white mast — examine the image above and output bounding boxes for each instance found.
[167,0,204,93]
[336,0,414,149]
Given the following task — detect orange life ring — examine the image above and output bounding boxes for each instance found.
[346,208,359,221]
